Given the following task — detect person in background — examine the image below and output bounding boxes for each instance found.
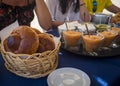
[45,0,91,28]
[84,0,120,14]
[0,0,52,31]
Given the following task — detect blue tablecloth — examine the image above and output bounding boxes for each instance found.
[0,29,120,86]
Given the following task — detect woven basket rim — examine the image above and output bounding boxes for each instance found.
[0,41,61,57]
[0,32,60,55]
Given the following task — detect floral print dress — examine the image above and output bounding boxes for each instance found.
[0,0,35,30]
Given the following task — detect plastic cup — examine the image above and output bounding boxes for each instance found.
[98,30,118,47]
[111,27,120,44]
[82,33,104,52]
[63,30,82,48]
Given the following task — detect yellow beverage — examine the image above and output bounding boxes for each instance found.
[63,30,82,47]
[83,34,104,52]
[99,31,117,47]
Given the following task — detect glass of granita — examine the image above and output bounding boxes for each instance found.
[82,33,104,53]
[63,30,82,49]
[98,30,118,47]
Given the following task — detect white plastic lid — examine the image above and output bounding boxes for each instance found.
[47,67,91,86]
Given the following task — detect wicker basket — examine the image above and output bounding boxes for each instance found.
[0,37,61,78]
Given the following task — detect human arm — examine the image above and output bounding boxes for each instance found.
[106,4,120,14]
[45,0,64,28]
[51,21,64,28]
[79,0,91,22]
[35,0,52,31]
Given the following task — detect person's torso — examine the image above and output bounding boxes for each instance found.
[53,0,82,22]
[84,0,112,14]
[0,0,35,30]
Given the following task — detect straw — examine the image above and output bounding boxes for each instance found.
[65,21,69,31]
[85,23,90,36]
[64,18,69,31]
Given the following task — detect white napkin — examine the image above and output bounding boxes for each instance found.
[58,21,96,34]
[77,23,96,32]
[58,21,79,31]
[0,20,19,44]
[58,21,80,36]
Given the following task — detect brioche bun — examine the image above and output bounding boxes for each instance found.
[4,26,39,54]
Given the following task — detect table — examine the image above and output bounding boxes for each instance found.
[0,29,120,86]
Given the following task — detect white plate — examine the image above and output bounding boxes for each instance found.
[47,67,91,86]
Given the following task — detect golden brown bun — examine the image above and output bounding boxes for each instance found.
[32,28,42,34]
[37,33,55,53]
[112,13,120,23]
[4,26,39,54]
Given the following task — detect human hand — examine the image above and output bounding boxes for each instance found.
[80,5,91,22]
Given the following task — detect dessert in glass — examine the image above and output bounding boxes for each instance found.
[63,30,82,49]
[111,27,120,44]
[82,33,104,52]
[98,30,118,47]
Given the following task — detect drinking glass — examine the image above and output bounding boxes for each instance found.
[82,33,104,55]
[63,30,82,50]
[98,30,118,47]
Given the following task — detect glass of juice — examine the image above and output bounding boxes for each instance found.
[63,30,82,49]
[98,30,118,47]
[82,33,104,52]
[111,27,120,44]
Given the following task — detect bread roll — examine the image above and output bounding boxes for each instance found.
[32,28,42,34]
[4,26,39,54]
[37,33,55,53]
[112,13,120,23]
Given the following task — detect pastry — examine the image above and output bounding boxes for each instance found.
[4,26,39,54]
[37,33,55,53]
[112,13,120,23]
